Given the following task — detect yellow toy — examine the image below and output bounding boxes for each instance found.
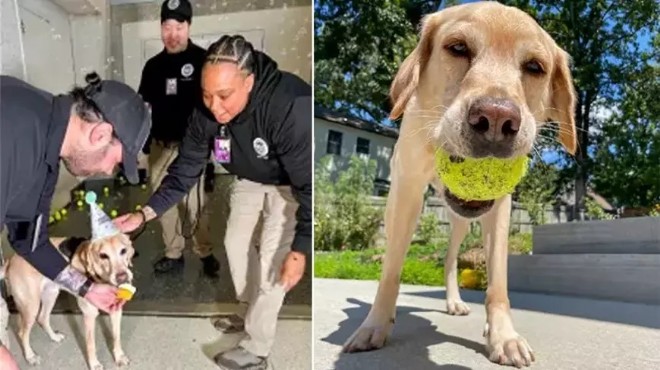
[116,283,136,301]
[435,149,529,201]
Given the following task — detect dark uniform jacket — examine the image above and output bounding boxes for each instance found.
[0,76,73,280]
[137,41,206,148]
[146,51,312,254]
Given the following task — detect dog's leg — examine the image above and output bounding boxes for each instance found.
[109,309,129,367]
[445,213,471,315]
[343,138,434,352]
[15,295,41,365]
[481,195,534,367]
[37,283,65,343]
[79,299,103,370]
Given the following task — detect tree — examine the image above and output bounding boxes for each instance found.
[515,161,560,225]
[502,0,659,213]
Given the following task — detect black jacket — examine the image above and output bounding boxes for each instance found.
[0,76,72,280]
[146,52,312,254]
[138,41,206,147]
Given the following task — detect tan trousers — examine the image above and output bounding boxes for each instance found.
[225,179,298,357]
[148,141,212,259]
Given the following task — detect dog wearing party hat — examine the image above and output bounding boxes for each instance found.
[2,192,136,369]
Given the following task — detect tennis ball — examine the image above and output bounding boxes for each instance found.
[110,209,118,218]
[435,149,529,201]
[77,200,84,207]
[54,211,62,221]
[98,203,104,210]
[103,186,110,193]
[60,208,67,216]
[49,216,55,224]
[141,184,147,190]
[135,205,142,211]
[460,269,480,289]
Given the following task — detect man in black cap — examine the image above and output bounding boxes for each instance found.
[138,0,220,276]
[0,72,151,364]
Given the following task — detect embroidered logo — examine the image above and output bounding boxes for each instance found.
[167,0,179,10]
[181,63,194,78]
[253,138,269,159]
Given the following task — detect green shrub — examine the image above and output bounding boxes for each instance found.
[314,155,383,251]
[417,212,445,246]
[585,197,615,220]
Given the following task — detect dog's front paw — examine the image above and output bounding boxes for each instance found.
[343,315,394,353]
[26,353,41,366]
[486,327,535,367]
[447,299,470,315]
[114,352,130,367]
[50,331,65,343]
[89,361,104,370]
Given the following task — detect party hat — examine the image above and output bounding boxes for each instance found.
[85,191,121,241]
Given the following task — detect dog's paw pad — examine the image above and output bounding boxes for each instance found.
[26,354,42,366]
[447,300,471,316]
[115,354,130,367]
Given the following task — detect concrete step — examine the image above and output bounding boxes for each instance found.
[532,217,660,254]
[508,254,660,305]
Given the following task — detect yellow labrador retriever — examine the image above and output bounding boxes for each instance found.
[343,2,576,367]
[3,234,135,369]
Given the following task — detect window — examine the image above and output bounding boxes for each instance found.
[356,137,370,156]
[326,130,342,155]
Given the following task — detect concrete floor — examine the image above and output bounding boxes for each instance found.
[4,314,311,369]
[1,175,311,317]
[314,278,660,370]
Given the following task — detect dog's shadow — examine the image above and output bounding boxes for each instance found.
[322,298,485,370]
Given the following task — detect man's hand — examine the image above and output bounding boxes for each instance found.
[279,251,306,292]
[113,212,144,233]
[0,345,19,370]
[84,283,126,313]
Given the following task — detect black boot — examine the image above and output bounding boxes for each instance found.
[153,256,184,273]
[201,255,220,277]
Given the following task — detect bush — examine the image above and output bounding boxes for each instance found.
[314,155,383,251]
[417,212,445,246]
[585,197,615,220]
[516,161,559,225]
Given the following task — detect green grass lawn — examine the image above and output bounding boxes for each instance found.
[313,232,532,287]
[314,244,446,286]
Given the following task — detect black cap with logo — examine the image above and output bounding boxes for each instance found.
[84,73,151,185]
[161,0,192,24]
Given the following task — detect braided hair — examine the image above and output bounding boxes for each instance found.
[204,35,255,76]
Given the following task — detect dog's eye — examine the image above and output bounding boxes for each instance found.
[100,253,109,260]
[446,42,469,57]
[120,248,127,255]
[524,60,545,75]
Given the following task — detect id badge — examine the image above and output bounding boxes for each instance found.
[165,78,177,95]
[213,136,231,164]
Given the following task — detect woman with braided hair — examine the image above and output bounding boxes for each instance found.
[115,35,312,370]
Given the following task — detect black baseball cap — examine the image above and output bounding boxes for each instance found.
[161,0,192,23]
[85,75,151,185]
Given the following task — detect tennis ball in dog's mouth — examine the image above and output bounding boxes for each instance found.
[116,283,136,301]
[435,149,529,201]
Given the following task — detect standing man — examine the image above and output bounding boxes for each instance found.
[115,35,311,370]
[0,72,151,366]
[138,0,220,276]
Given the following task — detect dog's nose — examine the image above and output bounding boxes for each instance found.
[116,272,129,284]
[467,97,521,141]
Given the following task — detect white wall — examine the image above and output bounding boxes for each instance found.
[120,5,312,91]
[0,0,26,79]
[314,118,397,182]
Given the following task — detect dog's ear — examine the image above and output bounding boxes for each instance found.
[390,13,442,120]
[548,48,577,155]
[71,240,91,273]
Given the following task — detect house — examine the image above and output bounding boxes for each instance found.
[314,106,399,195]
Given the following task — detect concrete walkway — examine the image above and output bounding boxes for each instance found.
[5,314,311,369]
[314,278,660,370]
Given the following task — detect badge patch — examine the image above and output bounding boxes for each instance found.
[181,63,194,78]
[253,138,269,159]
[165,78,177,95]
[167,0,179,10]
